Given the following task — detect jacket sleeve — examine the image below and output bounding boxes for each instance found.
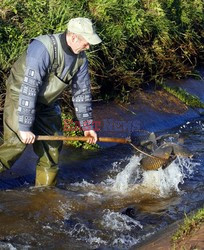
[71,55,94,131]
[18,40,51,131]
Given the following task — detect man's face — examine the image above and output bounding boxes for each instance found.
[68,33,90,54]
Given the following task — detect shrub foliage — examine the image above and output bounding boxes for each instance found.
[0,0,204,99]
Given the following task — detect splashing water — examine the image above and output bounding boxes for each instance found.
[141,157,195,197]
[111,155,196,197]
[66,209,143,249]
[101,209,142,248]
[111,155,142,192]
[67,223,107,248]
[101,209,142,231]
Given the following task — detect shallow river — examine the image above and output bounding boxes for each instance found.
[0,118,203,249]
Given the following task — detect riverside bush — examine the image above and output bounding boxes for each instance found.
[0,0,204,101]
[61,113,100,150]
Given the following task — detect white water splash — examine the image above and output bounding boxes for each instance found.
[111,155,197,197]
[112,155,142,192]
[67,209,142,249]
[0,243,17,250]
[112,234,140,248]
[101,209,142,231]
[0,243,30,250]
[101,209,142,248]
[67,223,107,248]
[141,161,182,197]
[180,119,204,131]
[70,179,95,188]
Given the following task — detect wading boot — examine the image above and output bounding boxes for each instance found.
[35,166,58,187]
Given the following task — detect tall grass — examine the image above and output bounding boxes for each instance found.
[0,0,204,101]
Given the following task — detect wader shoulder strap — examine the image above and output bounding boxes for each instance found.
[48,34,58,73]
[48,34,84,75]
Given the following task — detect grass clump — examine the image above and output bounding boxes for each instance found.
[172,208,204,243]
[160,83,204,108]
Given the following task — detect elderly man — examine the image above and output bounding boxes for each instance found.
[0,17,102,186]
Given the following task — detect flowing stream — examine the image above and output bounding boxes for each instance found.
[0,118,203,249]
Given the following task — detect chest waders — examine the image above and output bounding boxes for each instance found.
[0,34,84,186]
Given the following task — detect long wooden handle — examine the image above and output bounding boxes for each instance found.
[35,135,131,144]
[35,135,168,162]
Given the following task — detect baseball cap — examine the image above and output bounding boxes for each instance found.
[67,17,102,45]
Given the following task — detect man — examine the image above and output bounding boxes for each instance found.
[0,17,102,186]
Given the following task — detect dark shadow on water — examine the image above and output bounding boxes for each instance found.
[58,143,132,185]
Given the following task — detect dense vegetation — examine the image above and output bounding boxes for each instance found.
[0,0,204,101]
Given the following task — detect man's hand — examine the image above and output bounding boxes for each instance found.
[84,130,97,144]
[19,131,36,144]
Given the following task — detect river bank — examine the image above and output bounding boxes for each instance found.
[93,78,204,144]
[136,218,204,250]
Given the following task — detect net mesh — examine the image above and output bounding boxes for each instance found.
[131,130,177,170]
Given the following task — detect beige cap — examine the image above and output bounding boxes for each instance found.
[67,17,102,45]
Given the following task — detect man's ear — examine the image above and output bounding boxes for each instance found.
[72,34,78,43]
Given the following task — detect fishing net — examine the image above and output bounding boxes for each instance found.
[131,130,177,171]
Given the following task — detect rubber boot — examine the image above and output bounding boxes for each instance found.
[35,166,58,187]
[33,103,63,187]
